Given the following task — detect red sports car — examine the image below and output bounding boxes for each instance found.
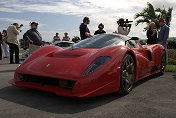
[9,34,166,97]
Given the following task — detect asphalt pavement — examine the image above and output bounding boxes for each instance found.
[0,57,176,118]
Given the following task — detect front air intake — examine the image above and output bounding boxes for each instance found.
[18,74,75,89]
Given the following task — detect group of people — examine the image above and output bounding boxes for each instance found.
[147,19,169,64]
[79,17,170,64]
[52,32,70,43]
[79,17,106,40]
[0,16,170,65]
[0,22,43,64]
[0,23,21,63]
[79,17,132,41]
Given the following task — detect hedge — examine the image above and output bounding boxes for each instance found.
[167,40,176,49]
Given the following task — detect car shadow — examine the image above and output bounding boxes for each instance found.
[173,73,176,80]
[0,73,163,114]
[0,86,122,114]
[134,73,161,88]
[0,69,15,73]
[0,63,10,65]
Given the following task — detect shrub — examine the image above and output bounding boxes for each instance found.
[165,65,176,72]
[168,58,176,65]
[167,40,176,49]
[168,49,176,60]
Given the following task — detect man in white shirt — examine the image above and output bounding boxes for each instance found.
[117,18,131,36]
[7,23,21,64]
[52,33,60,43]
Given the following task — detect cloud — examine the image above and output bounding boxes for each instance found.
[0,7,21,13]
[151,0,176,9]
[0,0,175,40]
[0,17,46,41]
[0,17,45,28]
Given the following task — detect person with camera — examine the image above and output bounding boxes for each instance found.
[146,22,158,44]
[23,22,42,55]
[7,23,21,64]
[117,18,131,36]
[94,23,106,35]
[79,17,92,40]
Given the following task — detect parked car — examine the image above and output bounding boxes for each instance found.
[9,34,166,97]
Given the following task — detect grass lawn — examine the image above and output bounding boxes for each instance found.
[166,65,176,72]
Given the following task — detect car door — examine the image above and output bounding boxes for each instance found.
[127,41,152,78]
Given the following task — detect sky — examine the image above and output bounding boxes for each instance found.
[0,0,176,42]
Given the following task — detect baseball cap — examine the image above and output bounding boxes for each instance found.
[159,19,165,23]
[12,23,19,26]
[31,22,39,25]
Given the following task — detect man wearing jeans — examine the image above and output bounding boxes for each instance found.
[23,22,42,55]
[158,19,170,65]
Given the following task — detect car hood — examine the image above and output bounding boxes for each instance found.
[17,48,99,81]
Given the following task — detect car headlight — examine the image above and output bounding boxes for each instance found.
[83,56,111,75]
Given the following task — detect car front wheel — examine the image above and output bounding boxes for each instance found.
[119,54,135,95]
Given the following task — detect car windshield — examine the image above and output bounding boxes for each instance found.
[55,42,73,47]
[71,34,126,49]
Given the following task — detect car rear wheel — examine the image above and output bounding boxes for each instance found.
[119,54,135,95]
[160,51,166,74]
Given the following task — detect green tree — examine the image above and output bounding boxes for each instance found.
[135,2,173,30]
[155,7,173,27]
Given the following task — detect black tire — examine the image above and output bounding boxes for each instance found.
[119,54,135,95]
[160,51,166,75]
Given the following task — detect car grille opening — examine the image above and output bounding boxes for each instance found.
[18,74,75,89]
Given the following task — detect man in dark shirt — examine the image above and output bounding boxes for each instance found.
[79,17,92,40]
[94,23,106,35]
[23,22,42,54]
[158,19,170,65]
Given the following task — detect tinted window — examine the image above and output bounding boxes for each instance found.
[126,40,138,48]
[55,42,73,47]
[71,34,125,49]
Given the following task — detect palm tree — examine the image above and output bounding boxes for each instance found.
[135,2,173,30]
[155,7,173,27]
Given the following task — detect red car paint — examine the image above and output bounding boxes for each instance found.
[9,34,165,97]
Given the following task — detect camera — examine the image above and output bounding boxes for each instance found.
[18,24,23,28]
[18,24,23,32]
[124,19,133,28]
[72,36,81,43]
[117,19,133,28]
